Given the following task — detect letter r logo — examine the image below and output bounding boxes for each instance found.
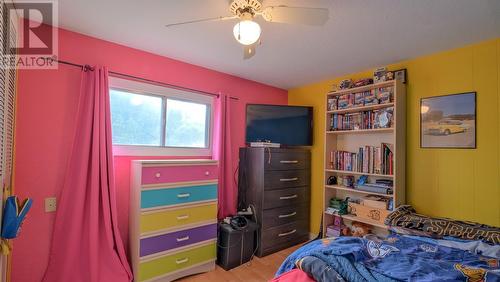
[4,2,55,55]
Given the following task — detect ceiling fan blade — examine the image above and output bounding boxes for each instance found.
[243,44,257,60]
[260,6,329,26]
[166,15,238,27]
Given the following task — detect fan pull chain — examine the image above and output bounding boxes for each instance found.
[238,22,241,40]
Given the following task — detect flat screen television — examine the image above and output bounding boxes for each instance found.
[245,104,313,146]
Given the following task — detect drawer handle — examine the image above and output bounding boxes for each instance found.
[176,236,190,242]
[176,258,189,264]
[278,212,297,218]
[177,193,191,198]
[278,229,297,237]
[176,215,189,220]
[280,160,299,164]
[155,172,161,178]
[279,194,298,200]
[280,177,298,182]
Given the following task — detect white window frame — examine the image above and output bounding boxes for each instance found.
[109,77,213,157]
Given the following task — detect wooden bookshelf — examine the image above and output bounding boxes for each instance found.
[327,102,394,114]
[340,214,390,229]
[322,80,406,236]
[325,169,394,178]
[323,212,389,230]
[326,128,394,134]
[325,185,393,198]
[327,80,395,96]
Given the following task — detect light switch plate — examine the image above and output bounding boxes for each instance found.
[45,197,57,212]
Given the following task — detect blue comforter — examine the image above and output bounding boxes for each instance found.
[276,234,500,282]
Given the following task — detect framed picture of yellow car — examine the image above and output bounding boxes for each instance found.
[420,92,476,148]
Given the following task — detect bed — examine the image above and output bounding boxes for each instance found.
[273,206,500,282]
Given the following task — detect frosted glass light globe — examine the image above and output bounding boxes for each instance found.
[233,20,261,45]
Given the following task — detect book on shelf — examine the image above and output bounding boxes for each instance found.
[330,178,393,194]
[356,184,393,195]
[325,207,339,215]
[327,97,338,111]
[375,179,393,186]
[329,143,394,175]
[356,177,393,194]
[329,107,393,131]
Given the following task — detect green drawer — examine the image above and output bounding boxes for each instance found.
[138,242,215,281]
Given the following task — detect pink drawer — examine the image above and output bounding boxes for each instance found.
[142,165,218,185]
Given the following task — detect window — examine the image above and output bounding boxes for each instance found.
[109,77,213,156]
[110,90,163,146]
[165,99,209,148]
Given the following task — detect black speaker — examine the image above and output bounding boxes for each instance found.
[216,220,258,270]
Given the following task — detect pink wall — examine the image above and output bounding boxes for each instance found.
[12,26,287,282]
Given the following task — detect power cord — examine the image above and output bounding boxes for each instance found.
[266,147,272,164]
[245,204,259,266]
[237,150,247,210]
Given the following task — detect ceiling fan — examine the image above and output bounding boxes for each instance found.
[165,0,329,59]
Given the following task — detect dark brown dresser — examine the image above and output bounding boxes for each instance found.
[238,147,310,257]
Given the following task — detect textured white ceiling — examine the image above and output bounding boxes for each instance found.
[53,0,500,89]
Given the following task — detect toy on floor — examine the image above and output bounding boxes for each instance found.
[341,227,352,236]
[326,215,345,237]
[350,222,372,237]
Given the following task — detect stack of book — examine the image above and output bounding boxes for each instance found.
[329,143,394,175]
[356,179,393,195]
[337,91,373,109]
[330,111,374,131]
[328,87,393,111]
[330,108,393,131]
[327,97,338,111]
[377,87,392,104]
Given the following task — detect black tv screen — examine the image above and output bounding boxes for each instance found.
[245,104,313,146]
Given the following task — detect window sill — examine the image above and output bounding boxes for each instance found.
[112,145,212,157]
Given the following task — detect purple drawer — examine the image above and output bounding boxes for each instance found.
[140,224,217,257]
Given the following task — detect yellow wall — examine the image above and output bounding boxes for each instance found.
[289,38,500,233]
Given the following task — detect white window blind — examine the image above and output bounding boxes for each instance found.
[0,3,17,191]
[0,0,5,183]
[0,2,18,280]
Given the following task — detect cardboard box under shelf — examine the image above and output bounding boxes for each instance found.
[348,202,390,224]
[361,196,389,210]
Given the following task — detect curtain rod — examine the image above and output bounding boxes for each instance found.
[54,59,239,100]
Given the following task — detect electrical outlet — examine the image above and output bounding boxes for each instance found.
[45,197,57,212]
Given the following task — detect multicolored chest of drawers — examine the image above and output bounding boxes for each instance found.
[130,160,218,282]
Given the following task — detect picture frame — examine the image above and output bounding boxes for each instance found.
[420,92,476,149]
[394,69,407,84]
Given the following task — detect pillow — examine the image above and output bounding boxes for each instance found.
[385,205,500,245]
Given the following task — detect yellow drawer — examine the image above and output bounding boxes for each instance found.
[140,203,216,234]
[139,242,216,281]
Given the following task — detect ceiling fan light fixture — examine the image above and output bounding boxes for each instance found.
[233,20,261,45]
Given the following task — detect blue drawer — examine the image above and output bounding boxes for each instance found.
[141,184,217,209]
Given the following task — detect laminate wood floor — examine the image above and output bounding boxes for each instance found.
[177,244,302,282]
